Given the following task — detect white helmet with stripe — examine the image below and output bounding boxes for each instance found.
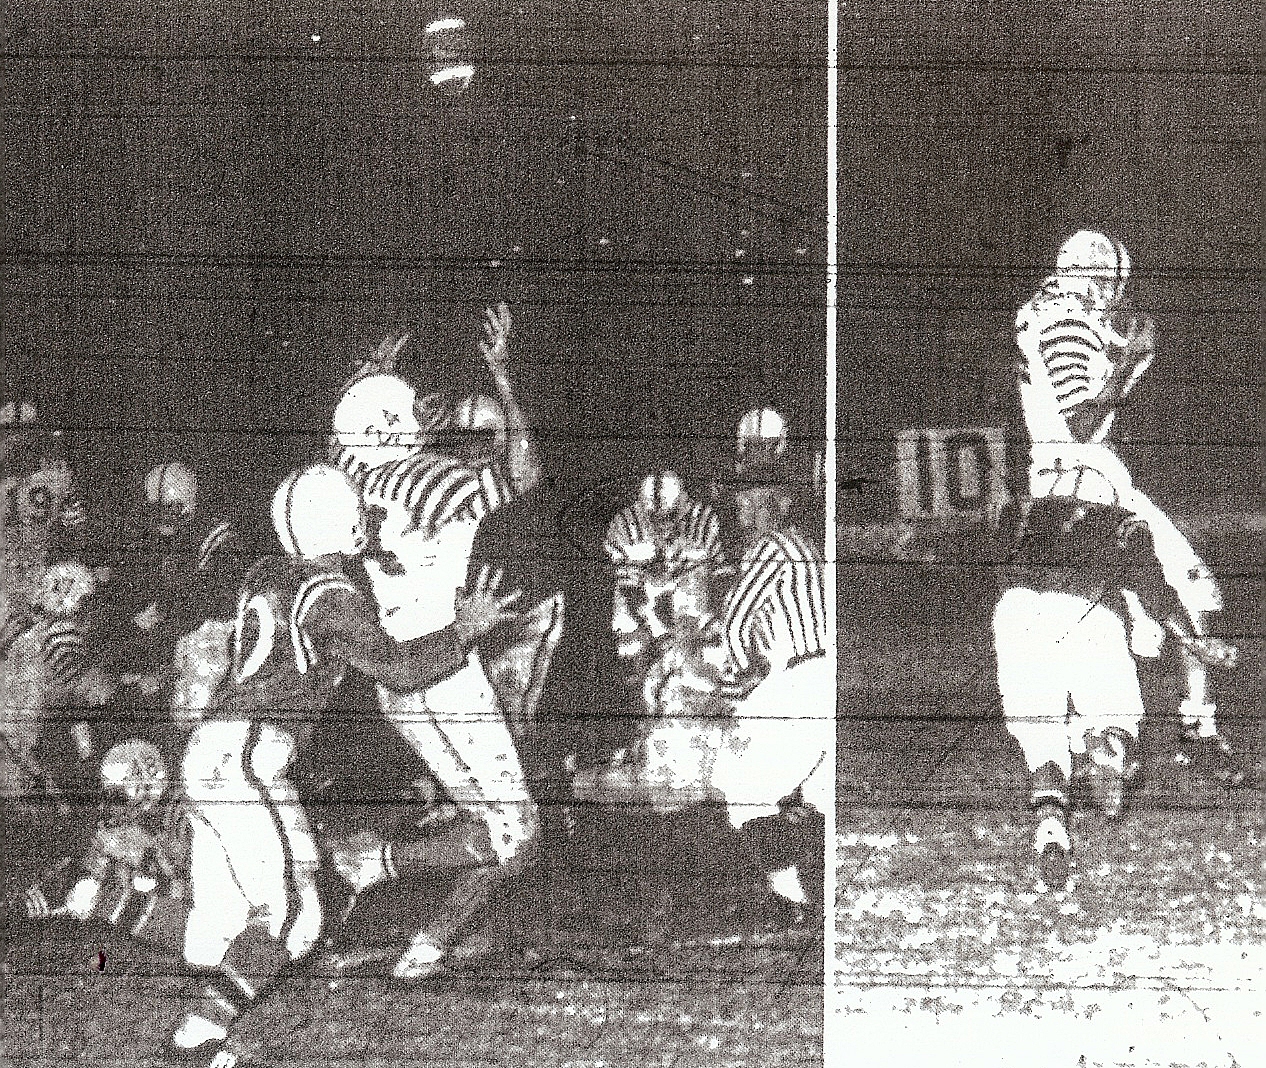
[1055,229,1131,304]
[736,406,788,471]
[34,560,97,617]
[638,470,686,519]
[272,464,366,559]
[144,461,198,531]
[99,739,168,816]
[332,374,427,474]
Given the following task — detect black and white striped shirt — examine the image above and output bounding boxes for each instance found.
[1016,278,1115,421]
[361,452,514,539]
[0,610,89,690]
[721,528,826,676]
[603,499,723,575]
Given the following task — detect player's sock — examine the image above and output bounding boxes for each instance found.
[171,926,289,1051]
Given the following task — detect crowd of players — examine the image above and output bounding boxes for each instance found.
[0,304,829,1068]
[0,229,1253,1065]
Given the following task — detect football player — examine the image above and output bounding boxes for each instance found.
[2,421,92,613]
[577,467,829,936]
[604,470,723,631]
[167,464,519,1068]
[1015,230,1228,747]
[0,561,115,803]
[992,464,1238,892]
[16,738,191,955]
[103,461,249,754]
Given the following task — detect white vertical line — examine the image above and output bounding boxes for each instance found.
[823,0,841,1047]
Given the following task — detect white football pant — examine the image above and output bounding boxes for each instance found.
[710,655,833,831]
[993,587,1146,778]
[180,721,323,969]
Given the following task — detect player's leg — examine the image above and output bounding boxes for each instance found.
[992,587,1076,890]
[710,657,832,931]
[378,665,538,978]
[1068,603,1147,819]
[170,721,321,1066]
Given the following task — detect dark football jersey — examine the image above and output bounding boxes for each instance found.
[213,556,465,750]
[1006,496,1184,624]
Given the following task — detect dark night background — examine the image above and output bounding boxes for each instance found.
[1,0,829,544]
[836,0,1259,526]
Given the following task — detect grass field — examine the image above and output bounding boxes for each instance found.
[833,533,1264,1068]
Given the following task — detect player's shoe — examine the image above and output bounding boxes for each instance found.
[1173,725,1249,790]
[752,893,821,944]
[392,929,449,981]
[328,830,391,894]
[1077,728,1138,819]
[1032,801,1071,893]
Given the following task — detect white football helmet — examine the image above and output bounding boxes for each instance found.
[1032,463,1121,507]
[99,739,168,816]
[144,461,198,532]
[736,406,788,472]
[1055,230,1131,305]
[34,560,97,617]
[272,464,366,559]
[332,374,426,474]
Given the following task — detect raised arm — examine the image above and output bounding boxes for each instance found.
[479,302,543,494]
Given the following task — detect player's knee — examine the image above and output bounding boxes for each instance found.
[283,884,324,962]
[248,725,296,783]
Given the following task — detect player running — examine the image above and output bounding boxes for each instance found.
[1015,230,1232,757]
[992,464,1238,893]
[165,464,519,1068]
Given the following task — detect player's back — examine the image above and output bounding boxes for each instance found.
[1008,497,1138,602]
[213,556,360,727]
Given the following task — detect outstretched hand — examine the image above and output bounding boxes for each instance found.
[454,565,523,643]
[478,302,513,375]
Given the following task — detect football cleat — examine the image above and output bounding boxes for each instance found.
[751,893,821,945]
[1033,802,1072,893]
[1078,728,1138,819]
[160,1038,237,1068]
[1173,726,1249,790]
[392,931,448,981]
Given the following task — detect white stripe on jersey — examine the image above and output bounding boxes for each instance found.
[0,611,37,660]
[603,500,723,566]
[722,529,826,675]
[362,453,511,538]
[42,620,87,687]
[198,521,235,572]
[290,573,359,674]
